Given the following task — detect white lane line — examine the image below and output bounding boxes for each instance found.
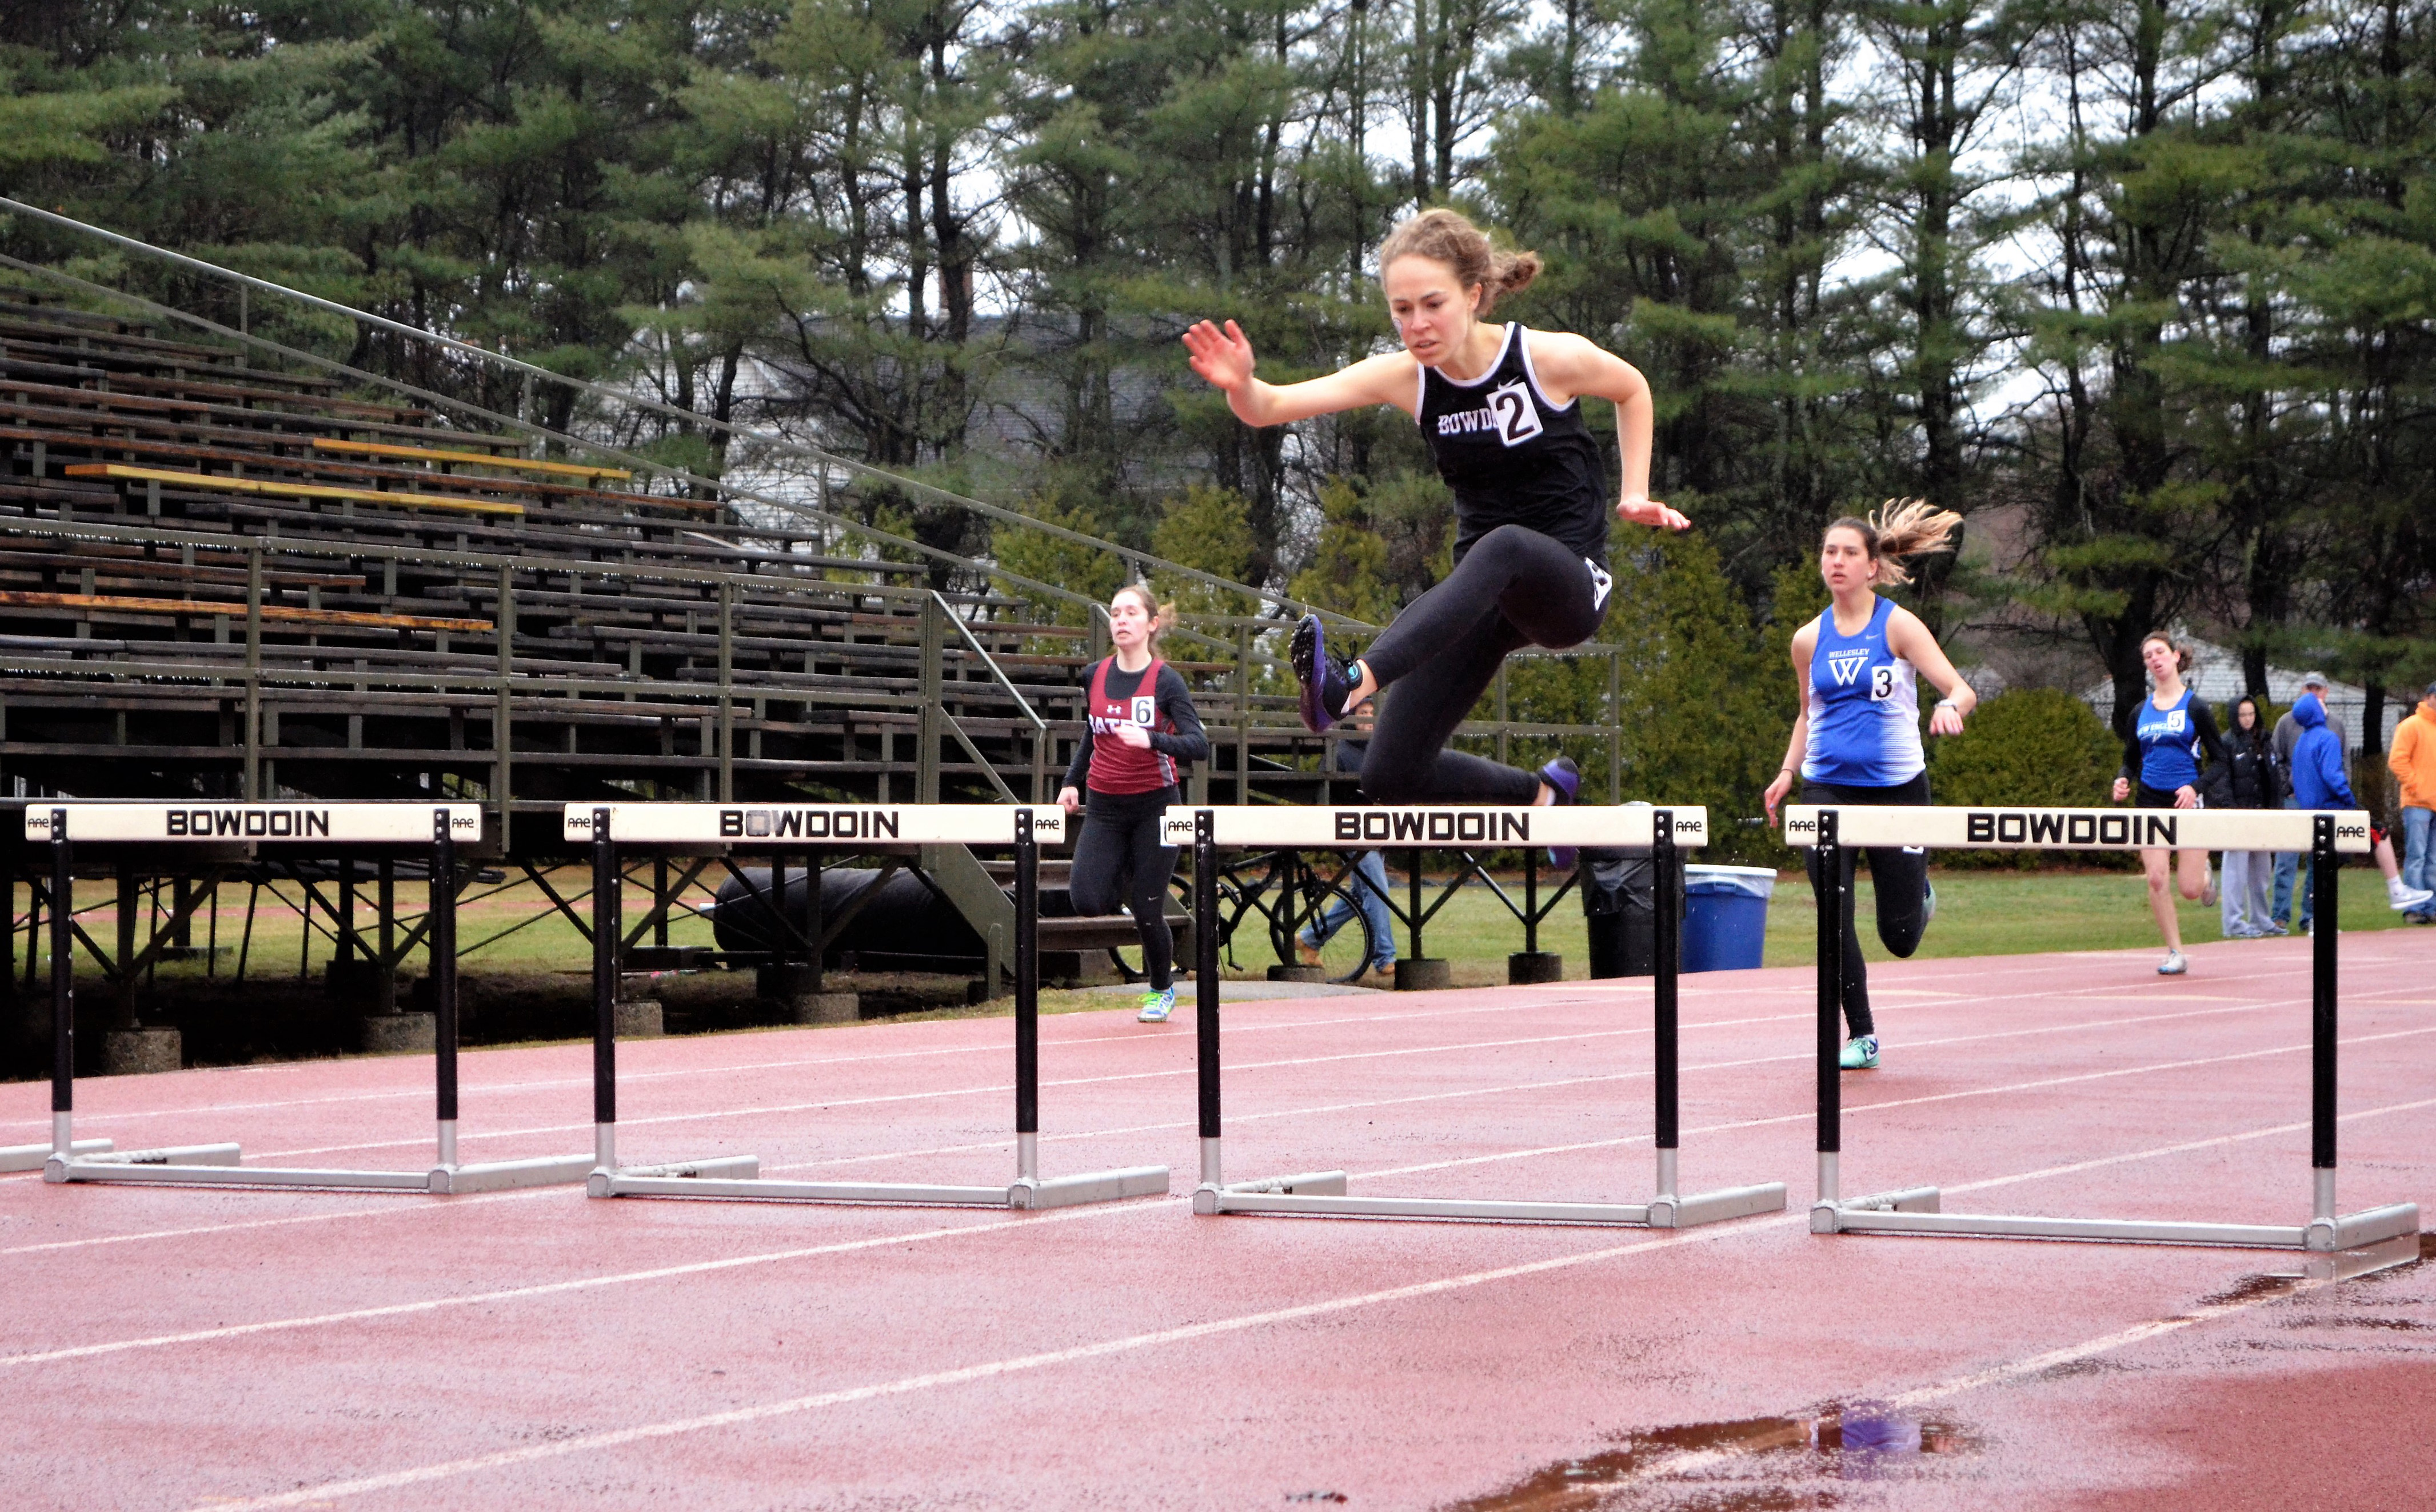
[18,931,2393,1138]
[217,993,2323,1161]
[1348,1028,2436,1183]
[19,1031,2434,1373]
[0,989,2381,1265]
[5,942,2363,1134]
[0,1203,1130,1368]
[173,1094,2436,1512]
[0,993,1695,1136]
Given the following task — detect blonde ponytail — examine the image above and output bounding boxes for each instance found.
[1822,498,1962,589]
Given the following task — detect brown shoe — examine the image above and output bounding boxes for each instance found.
[1296,941,1324,969]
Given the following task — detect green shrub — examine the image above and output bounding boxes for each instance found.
[1928,689,2126,869]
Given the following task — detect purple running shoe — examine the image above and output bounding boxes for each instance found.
[1540,755,1581,871]
[1291,614,1358,733]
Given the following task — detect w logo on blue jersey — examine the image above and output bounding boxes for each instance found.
[1827,650,1870,687]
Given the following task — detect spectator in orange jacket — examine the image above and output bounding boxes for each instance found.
[2392,682,2436,923]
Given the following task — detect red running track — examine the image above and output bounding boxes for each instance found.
[2,933,2433,1510]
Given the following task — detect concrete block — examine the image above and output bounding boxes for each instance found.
[1267,964,1327,983]
[756,963,823,999]
[324,958,397,1014]
[1507,951,1564,985]
[358,1012,437,1055]
[781,992,861,1026]
[1393,958,1453,992]
[103,1027,181,1075]
[613,1000,664,1039]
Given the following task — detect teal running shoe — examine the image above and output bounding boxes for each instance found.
[1839,1034,1880,1070]
[1136,987,1176,1023]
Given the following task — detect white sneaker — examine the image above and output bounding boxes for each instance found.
[2389,879,2435,912]
[1136,987,1176,1023]
[2158,949,2187,976]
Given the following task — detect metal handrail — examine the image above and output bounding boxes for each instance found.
[932,592,1045,733]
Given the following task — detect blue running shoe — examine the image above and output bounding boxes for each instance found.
[1290,614,1359,732]
[1539,755,1581,871]
[1136,987,1175,1023]
[1839,1033,1880,1070]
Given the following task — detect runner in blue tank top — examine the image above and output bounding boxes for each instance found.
[1763,503,1975,1071]
[2107,633,2228,975]
[1183,210,1687,864]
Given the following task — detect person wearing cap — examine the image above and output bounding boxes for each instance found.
[2270,672,2345,932]
[2390,681,2436,924]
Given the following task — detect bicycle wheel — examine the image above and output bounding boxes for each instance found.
[1289,854,1387,985]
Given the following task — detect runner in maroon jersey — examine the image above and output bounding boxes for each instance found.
[1057,585,1209,1022]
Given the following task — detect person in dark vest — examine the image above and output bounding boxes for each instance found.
[2201,694,2285,937]
[1057,585,1209,1022]
[1181,208,1687,870]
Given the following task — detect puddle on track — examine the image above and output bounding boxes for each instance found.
[1448,1235,2430,1511]
[1443,1403,1980,1511]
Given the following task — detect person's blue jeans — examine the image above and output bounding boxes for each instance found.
[2403,806,2434,903]
[1300,850,1398,974]
[2271,795,2305,926]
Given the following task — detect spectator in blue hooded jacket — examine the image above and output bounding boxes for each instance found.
[2287,694,2433,918]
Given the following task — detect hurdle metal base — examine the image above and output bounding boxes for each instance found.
[427,1154,598,1194]
[43,1141,593,1193]
[1195,1167,1785,1228]
[2,1139,110,1172]
[592,1157,1171,1209]
[1813,1190,2419,1252]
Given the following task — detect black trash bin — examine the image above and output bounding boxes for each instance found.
[1581,846,1683,978]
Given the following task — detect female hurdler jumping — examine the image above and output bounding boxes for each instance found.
[1183,209,1686,841]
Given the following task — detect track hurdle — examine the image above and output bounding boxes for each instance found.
[571,802,1172,1208]
[34,802,596,1193]
[1172,803,1788,1227]
[1788,803,2419,1251]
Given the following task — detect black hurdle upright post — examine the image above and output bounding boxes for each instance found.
[432,809,459,1169]
[2311,813,2338,1221]
[1812,809,1843,1215]
[49,809,71,1159]
[801,847,823,994]
[1651,809,1679,1199]
[591,807,617,1173]
[1195,809,1221,1192]
[1013,809,1040,1184]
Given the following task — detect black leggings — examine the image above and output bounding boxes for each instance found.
[1802,774,1932,1037]
[1069,786,1180,991]
[1358,525,1607,805]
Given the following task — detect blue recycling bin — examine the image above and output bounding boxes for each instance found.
[1683,865,1778,973]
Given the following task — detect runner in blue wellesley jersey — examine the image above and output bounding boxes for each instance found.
[1764,502,1975,1073]
[1802,595,1924,789]
[2128,686,2214,794]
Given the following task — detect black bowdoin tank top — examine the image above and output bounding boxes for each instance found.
[1416,323,1612,565]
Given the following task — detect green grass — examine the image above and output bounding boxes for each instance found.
[1311,864,2419,989]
